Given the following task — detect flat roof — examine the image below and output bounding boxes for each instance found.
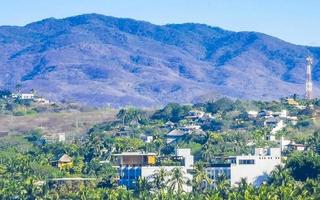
[113,152,157,156]
[49,178,96,181]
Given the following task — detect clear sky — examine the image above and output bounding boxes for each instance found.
[1,0,319,46]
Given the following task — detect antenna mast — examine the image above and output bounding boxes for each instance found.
[306,56,313,100]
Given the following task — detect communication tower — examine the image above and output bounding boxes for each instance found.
[306,56,313,99]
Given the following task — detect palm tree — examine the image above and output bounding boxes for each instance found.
[152,168,168,190]
[202,145,215,163]
[137,177,151,192]
[215,174,231,199]
[137,177,151,199]
[167,167,188,193]
[269,165,293,186]
[193,162,212,193]
[153,137,165,155]
[117,109,128,126]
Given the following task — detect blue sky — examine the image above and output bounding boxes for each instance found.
[1,0,320,46]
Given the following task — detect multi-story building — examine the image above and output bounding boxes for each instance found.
[112,148,194,192]
[205,148,281,186]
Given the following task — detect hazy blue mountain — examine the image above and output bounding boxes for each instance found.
[0,14,319,107]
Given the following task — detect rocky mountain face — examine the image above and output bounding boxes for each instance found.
[0,14,319,107]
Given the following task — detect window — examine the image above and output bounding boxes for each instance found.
[239,159,255,165]
[230,158,237,164]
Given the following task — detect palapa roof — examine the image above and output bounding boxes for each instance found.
[166,129,186,137]
[165,121,175,126]
[59,154,72,163]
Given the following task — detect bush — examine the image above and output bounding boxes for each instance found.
[287,151,320,181]
[152,103,191,122]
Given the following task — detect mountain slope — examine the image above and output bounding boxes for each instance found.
[0,14,319,107]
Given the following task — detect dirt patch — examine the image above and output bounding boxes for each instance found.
[0,109,117,137]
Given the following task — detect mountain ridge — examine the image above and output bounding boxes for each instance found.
[0,13,319,107]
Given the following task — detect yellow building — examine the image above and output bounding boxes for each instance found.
[58,154,73,170]
[287,98,299,106]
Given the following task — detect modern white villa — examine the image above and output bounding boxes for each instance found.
[205,147,281,186]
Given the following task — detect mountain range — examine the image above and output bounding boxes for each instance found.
[0,13,319,107]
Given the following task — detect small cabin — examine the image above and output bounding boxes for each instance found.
[58,154,73,170]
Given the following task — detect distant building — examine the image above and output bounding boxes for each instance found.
[35,97,50,104]
[164,121,175,128]
[280,137,292,151]
[43,133,66,143]
[247,110,258,119]
[112,148,194,192]
[205,147,281,186]
[58,133,66,142]
[20,93,35,100]
[286,143,306,152]
[270,120,285,135]
[186,110,205,119]
[200,113,214,121]
[273,110,287,118]
[181,124,201,131]
[264,117,279,127]
[286,98,299,106]
[258,110,273,118]
[141,135,153,143]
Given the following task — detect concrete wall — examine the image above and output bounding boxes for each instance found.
[230,155,281,186]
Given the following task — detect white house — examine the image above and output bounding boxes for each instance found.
[247,110,258,119]
[35,97,50,104]
[20,93,35,100]
[205,147,281,186]
[270,120,286,135]
[141,135,153,143]
[112,148,194,192]
[186,110,205,119]
[286,143,306,152]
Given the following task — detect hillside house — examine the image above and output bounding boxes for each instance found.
[164,121,175,128]
[247,110,258,119]
[286,98,299,106]
[258,110,273,118]
[200,113,214,121]
[186,110,205,120]
[35,97,50,104]
[43,133,66,143]
[205,147,281,187]
[20,93,35,100]
[181,124,201,131]
[141,135,153,143]
[264,117,279,127]
[286,143,306,152]
[273,110,287,118]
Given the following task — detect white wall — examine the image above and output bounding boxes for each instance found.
[230,155,281,186]
[176,148,194,169]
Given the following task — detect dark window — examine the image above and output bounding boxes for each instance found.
[239,159,255,165]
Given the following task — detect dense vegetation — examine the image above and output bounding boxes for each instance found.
[0,97,320,199]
